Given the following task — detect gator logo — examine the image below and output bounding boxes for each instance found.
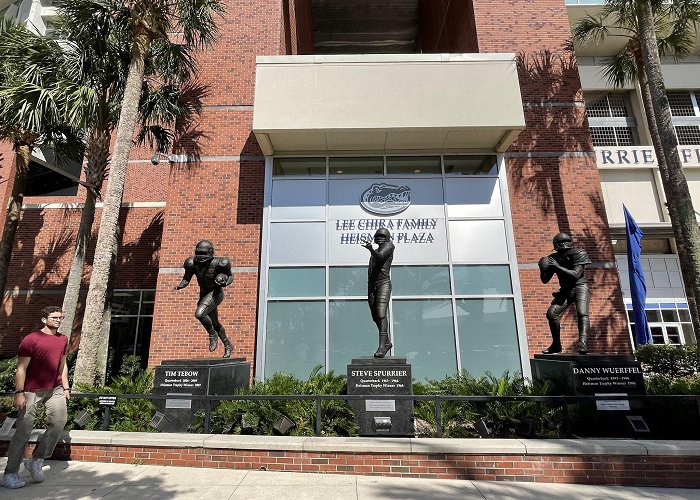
[360,183,411,215]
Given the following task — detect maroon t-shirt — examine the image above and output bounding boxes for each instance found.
[18,331,68,392]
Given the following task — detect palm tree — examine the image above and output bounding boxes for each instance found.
[52,0,207,341]
[0,22,83,297]
[573,0,700,338]
[73,0,223,386]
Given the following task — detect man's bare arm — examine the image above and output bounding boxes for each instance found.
[13,356,30,410]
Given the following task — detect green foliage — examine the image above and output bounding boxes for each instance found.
[68,356,155,432]
[0,357,18,393]
[194,366,357,437]
[644,373,700,394]
[414,371,564,438]
[635,344,699,377]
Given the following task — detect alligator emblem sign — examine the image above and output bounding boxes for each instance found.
[360,183,411,215]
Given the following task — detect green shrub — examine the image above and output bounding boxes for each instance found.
[0,357,18,392]
[635,344,699,377]
[193,365,357,436]
[644,373,700,394]
[68,357,155,432]
[414,371,563,438]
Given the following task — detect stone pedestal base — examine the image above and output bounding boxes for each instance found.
[153,358,250,432]
[347,357,413,436]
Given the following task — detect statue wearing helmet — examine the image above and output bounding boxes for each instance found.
[538,232,592,354]
[175,240,235,357]
[363,228,395,358]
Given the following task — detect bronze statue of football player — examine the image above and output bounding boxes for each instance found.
[363,228,395,358]
[174,240,234,357]
[539,232,592,354]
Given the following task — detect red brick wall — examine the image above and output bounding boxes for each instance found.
[147,0,281,368]
[420,0,478,53]
[11,442,699,488]
[471,0,630,354]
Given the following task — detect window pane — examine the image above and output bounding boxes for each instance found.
[273,157,326,176]
[443,155,498,175]
[392,266,450,295]
[679,309,691,322]
[457,298,521,378]
[661,310,678,322]
[646,310,662,322]
[386,156,441,174]
[453,265,512,295]
[330,267,366,296]
[112,291,141,315]
[650,326,664,344]
[666,326,681,345]
[140,290,155,315]
[328,300,377,373]
[268,267,325,297]
[682,323,695,344]
[108,316,138,375]
[269,222,326,264]
[26,161,79,196]
[392,300,457,381]
[265,301,325,378]
[136,317,153,369]
[329,157,383,175]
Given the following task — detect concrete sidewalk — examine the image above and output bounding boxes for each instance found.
[0,459,698,500]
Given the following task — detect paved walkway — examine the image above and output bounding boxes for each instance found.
[0,459,698,500]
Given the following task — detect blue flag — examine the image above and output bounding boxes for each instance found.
[624,206,652,345]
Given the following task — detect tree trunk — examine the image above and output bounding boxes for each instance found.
[74,34,151,386]
[637,0,700,342]
[60,129,110,340]
[0,143,31,297]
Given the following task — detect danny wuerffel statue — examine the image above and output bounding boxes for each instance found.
[174,240,234,357]
[538,232,592,355]
[363,228,395,358]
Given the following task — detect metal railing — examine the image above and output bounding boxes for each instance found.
[4,392,699,437]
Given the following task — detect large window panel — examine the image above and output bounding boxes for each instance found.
[271,179,327,220]
[269,222,325,264]
[392,300,457,381]
[445,177,503,218]
[453,265,512,295]
[392,266,450,296]
[328,300,377,373]
[329,267,367,296]
[448,220,509,262]
[268,267,325,297]
[265,301,325,379]
[457,298,521,377]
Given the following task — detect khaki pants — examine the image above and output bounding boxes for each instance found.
[5,387,67,473]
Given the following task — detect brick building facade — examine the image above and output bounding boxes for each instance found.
[1,0,642,380]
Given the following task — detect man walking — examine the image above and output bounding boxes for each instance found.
[2,306,70,489]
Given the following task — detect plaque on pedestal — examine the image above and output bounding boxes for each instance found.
[531,354,645,395]
[347,357,413,436]
[153,358,250,432]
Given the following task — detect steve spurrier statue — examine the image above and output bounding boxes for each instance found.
[363,228,395,358]
[539,232,592,355]
[174,240,235,357]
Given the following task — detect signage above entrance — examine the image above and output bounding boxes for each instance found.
[360,183,411,215]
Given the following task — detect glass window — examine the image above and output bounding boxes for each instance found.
[457,298,521,377]
[112,291,141,315]
[449,220,509,262]
[26,161,79,196]
[268,267,325,297]
[273,157,326,176]
[646,310,662,322]
[661,310,679,322]
[679,309,691,322]
[453,265,512,295]
[141,291,155,316]
[392,300,457,381]
[444,155,498,175]
[329,157,383,176]
[386,156,441,174]
[329,267,367,296]
[391,266,450,296]
[328,300,377,373]
[269,222,326,264]
[265,301,325,379]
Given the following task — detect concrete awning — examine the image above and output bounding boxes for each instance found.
[253,54,525,155]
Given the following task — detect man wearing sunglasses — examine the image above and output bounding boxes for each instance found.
[2,306,70,489]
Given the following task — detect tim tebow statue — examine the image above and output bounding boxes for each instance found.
[538,232,592,355]
[174,240,234,357]
[363,228,395,358]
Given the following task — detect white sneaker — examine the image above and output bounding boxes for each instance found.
[24,457,45,482]
[2,472,25,488]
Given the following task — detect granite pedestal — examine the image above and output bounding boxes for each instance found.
[153,358,250,432]
[347,357,414,436]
